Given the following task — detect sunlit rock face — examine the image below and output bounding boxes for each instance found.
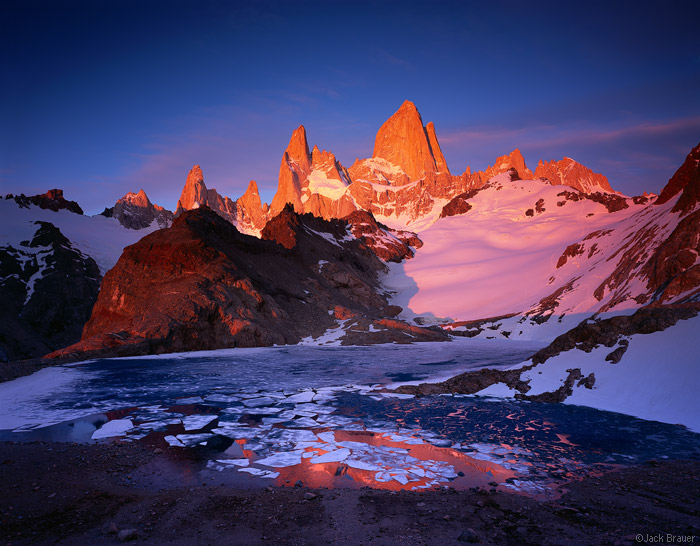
[5,189,83,215]
[104,189,173,230]
[49,206,444,360]
[371,100,445,182]
[171,100,615,234]
[534,157,612,193]
[175,165,268,235]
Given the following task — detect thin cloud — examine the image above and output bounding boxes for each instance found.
[374,47,413,69]
[441,117,700,151]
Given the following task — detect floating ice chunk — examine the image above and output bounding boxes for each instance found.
[268,429,318,443]
[216,458,249,467]
[302,452,315,458]
[311,393,337,403]
[285,391,315,403]
[182,415,218,431]
[294,441,321,449]
[408,467,426,477]
[204,394,241,403]
[289,417,320,428]
[389,434,423,444]
[311,448,351,464]
[256,450,304,467]
[315,415,357,426]
[241,407,283,414]
[211,426,253,439]
[242,397,276,407]
[176,433,214,446]
[238,467,279,479]
[316,431,335,443]
[174,396,203,404]
[375,471,392,482]
[346,459,383,471]
[294,403,336,414]
[427,438,452,447]
[165,435,185,447]
[135,418,183,431]
[262,417,288,425]
[216,419,240,426]
[392,474,409,485]
[336,441,371,451]
[92,419,134,439]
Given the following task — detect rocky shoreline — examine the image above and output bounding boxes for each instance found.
[1,440,698,545]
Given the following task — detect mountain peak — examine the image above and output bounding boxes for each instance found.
[119,189,151,208]
[177,165,208,212]
[372,101,446,180]
[285,125,311,171]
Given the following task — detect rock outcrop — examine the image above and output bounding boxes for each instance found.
[175,165,268,234]
[49,207,444,360]
[0,222,101,361]
[101,189,173,229]
[655,141,700,214]
[534,156,613,193]
[5,189,83,215]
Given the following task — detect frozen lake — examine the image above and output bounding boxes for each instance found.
[1,339,699,496]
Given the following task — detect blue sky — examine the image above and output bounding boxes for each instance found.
[2,0,699,214]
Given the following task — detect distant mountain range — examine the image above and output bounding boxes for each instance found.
[2,101,698,429]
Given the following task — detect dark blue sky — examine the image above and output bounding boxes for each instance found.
[2,0,699,214]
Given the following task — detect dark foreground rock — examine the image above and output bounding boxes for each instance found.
[1,441,698,545]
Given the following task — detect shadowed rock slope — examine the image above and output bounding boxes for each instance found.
[50,206,445,360]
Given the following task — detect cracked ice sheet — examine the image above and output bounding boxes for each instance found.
[216,458,249,467]
[311,448,351,464]
[175,433,214,446]
[242,397,277,407]
[238,467,279,479]
[255,450,305,467]
[92,419,133,439]
[182,415,218,431]
[293,403,336,414]
[284,391,316,403]
[211,426,255,439]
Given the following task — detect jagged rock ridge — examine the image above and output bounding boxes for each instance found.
[102,189,173,230]
[174,100,614,233]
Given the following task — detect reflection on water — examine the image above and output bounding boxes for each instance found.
[1,342,699,497]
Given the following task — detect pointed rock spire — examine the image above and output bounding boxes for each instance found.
[271,126,312,214]
[426,122,449,173]
[285,125,312,172]
[176,165,208,213]
[372,100,445,180]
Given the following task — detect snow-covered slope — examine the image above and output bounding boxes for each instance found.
[477,311,700,432]
[0,200,160,274]
[384,176,647,331]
